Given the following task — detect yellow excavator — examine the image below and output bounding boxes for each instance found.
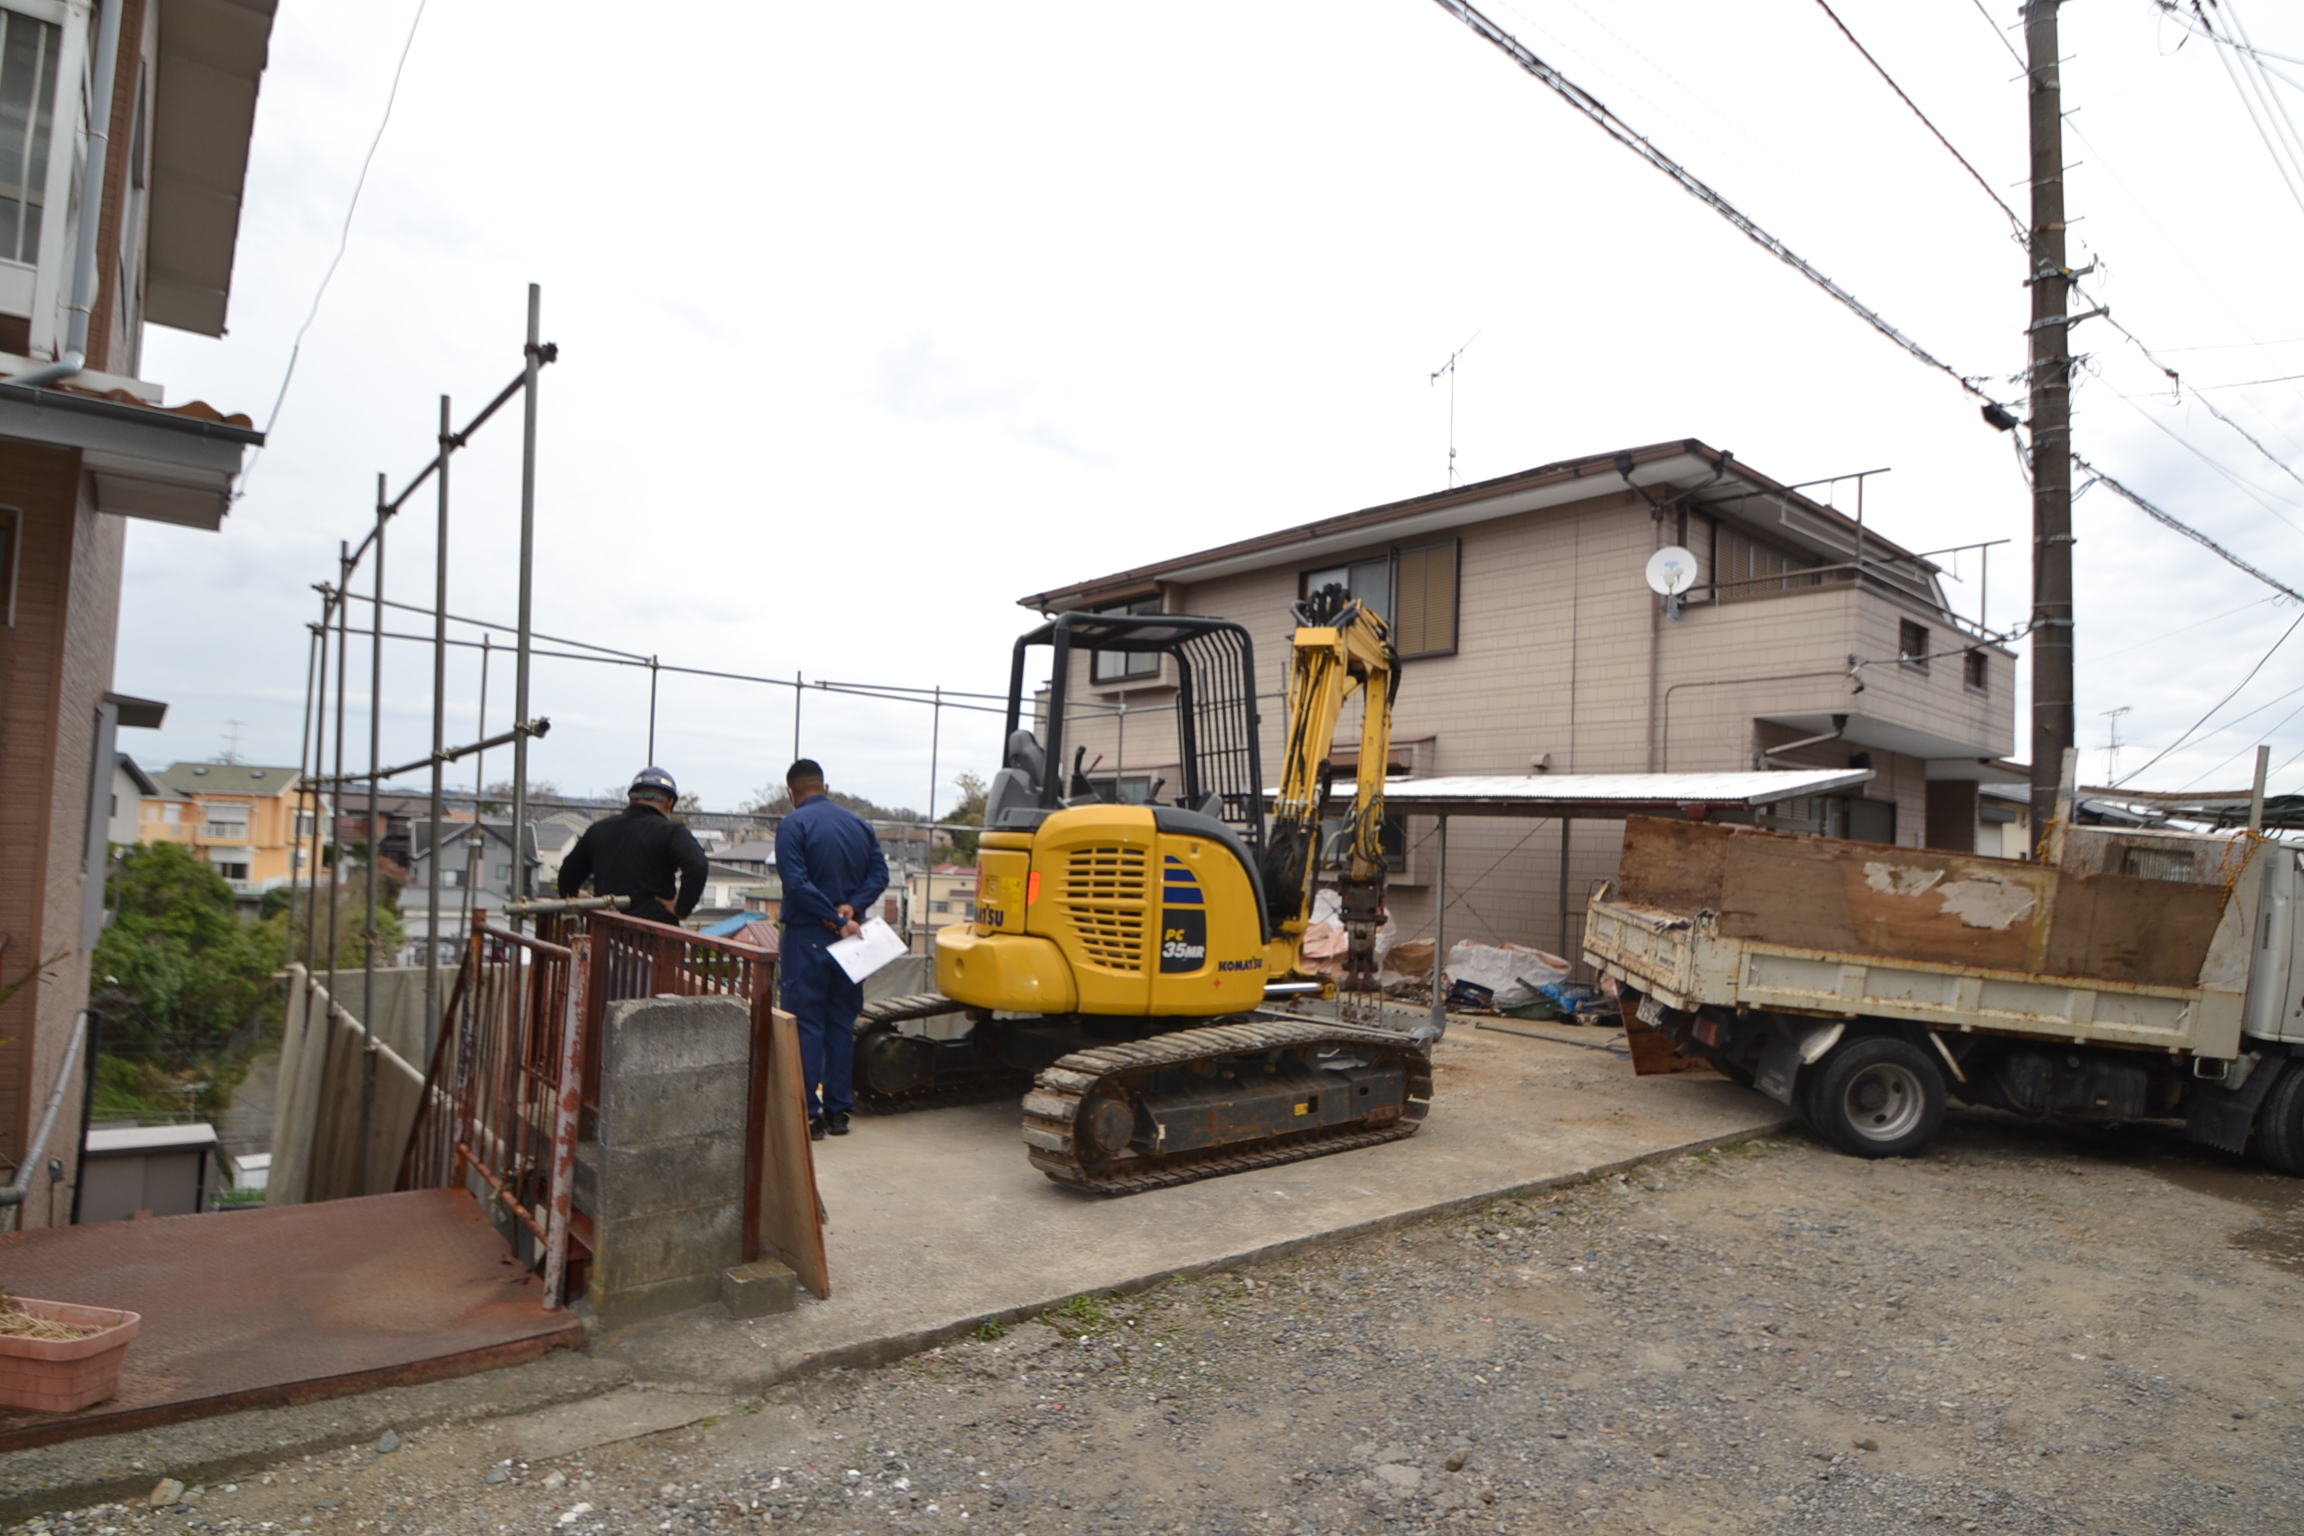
[855,586,1433,1193]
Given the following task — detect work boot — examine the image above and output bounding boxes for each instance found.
[828,1112,852,1136]
[809,1118,826,1142]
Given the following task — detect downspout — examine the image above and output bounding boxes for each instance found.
[0,1010,93,1230]
[12,0,125,390]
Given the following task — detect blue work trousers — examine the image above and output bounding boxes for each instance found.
[782,930,860,1121]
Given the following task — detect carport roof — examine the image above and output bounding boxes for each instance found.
[1273,767,1875,819]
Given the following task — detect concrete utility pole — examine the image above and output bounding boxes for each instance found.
[2026,0,2074,851]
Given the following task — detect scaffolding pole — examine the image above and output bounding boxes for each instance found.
[425,393,451,1064]
[510,284,541,931]
[360,475,385,1198]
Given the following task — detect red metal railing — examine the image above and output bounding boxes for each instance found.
[400,920,589,1308]
[556,911,780,1261]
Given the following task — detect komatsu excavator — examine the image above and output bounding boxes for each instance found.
[854,586,1433,1194]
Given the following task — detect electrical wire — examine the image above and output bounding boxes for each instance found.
[2093,310,2304,502]
[2113,606,2304,787]
[1809,0,2025,239]
[1964,0,2027,72]
[2170,0,2304,222]
[2090,593,2276,663]
[2073,455,2304,603]
[235,0,429,501]
[1422,0,2010,409]
[2099,382,2304,534]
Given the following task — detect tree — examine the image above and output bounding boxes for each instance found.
[94,843,276,1064]
[933,772,988,864]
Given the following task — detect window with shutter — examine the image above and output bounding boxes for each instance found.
[1392,540,1459,657]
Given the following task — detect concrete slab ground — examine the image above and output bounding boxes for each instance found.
[595,1012,1787,1390]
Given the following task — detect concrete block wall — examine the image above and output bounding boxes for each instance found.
[577,995,752,1329]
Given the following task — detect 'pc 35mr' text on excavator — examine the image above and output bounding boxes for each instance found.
[853,586,1434,1194]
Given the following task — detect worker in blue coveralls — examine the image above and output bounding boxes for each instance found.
[774,758,889,1140]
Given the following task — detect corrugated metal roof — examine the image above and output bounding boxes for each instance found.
[1313,768,1874,818]
[85,1123,218,1155]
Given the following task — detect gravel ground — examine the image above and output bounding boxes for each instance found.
[15,1108,2304,1536]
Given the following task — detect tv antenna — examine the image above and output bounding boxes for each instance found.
[220,720,245,765]
[1429,330,1480,487]
[2101,705,2130,785]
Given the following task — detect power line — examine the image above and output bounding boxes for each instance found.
[1964,0,2027,71]
[2099,382,2304,534]
[236,0,428,501]
[1422,0,2007,408]
[2167,0,2304,223]
[1809,0,2026,238]
[2091,592,2276,663]
[2113,606,2304,787]
[2073,455,2304,604]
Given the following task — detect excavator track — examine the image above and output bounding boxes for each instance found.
[852,994,1035,1114]
[1021,1017,1433,1195]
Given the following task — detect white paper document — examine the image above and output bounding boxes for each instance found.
[828,916,907,983]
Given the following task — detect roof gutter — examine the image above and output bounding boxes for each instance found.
[12,0,124,391]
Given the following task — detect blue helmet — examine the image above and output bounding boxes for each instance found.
[630,766,678,799]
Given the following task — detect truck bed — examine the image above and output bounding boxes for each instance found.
[1584,818,2255,1060]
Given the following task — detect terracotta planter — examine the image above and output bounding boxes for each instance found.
[0,1299,141,1414]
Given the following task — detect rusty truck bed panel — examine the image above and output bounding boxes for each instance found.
[1589,818,2263,1063]
[0,1188,581,1451]
[1613,817,2238,990]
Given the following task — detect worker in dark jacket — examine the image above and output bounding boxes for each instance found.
[556,766,710,926]
[775,758,888,1139]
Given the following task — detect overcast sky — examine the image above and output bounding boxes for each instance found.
[118,0,2304,813]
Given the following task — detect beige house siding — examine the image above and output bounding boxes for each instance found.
[1041,478,2014,967]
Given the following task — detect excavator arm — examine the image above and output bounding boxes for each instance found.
[1263,584,1400,997]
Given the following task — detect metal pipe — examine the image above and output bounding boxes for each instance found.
[360,477,385,1195]
[305,719,546,788]
[511,285,541,932]
[11,0,123,390]
[0,1011,91,1226]
[426,394,451,1064]
[1424,816,1449,1040]
[328,545,349,1005]
[465,634,489,948]
[2249,744,2271,834]
[289,613,320,971]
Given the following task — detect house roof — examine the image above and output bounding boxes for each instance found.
[1018,438,1946,615]
[157,761,299,798]
[146,0,278,337]
[715,840,778,864]
[116,754,161,797]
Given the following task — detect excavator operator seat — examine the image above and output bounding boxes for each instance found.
[984,729,1049,830]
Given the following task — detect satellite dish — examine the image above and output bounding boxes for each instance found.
[1645,546,1698,597]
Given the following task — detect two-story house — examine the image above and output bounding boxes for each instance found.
[1020,439,2019,957]
[401,819,540,965]
[0,0,273,1222]
[139,760,307,897]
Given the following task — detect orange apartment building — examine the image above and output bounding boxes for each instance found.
[1021,439,2020,960]
[136,761,308,897]
[0,0,272,1223]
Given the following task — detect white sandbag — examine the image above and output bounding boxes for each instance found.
[1444,941,1573,1008]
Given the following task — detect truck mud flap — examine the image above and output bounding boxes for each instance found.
[2186,1054,2288,1155]
[1620,995,1711,1077]
[1753,1020,1846,1106]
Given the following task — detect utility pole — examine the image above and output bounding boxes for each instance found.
[2026,0,2074,851]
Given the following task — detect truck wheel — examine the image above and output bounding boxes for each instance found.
[2252,1064,2304,1176]
[1808,1036,1946,1158]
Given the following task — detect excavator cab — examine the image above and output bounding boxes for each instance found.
[941,612,1290,1020]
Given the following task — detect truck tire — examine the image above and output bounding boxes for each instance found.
[1808,1036,1947,1159]
[2252,1063,2304,1176]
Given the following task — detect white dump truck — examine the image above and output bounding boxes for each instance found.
[1582,813,2304,1169]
